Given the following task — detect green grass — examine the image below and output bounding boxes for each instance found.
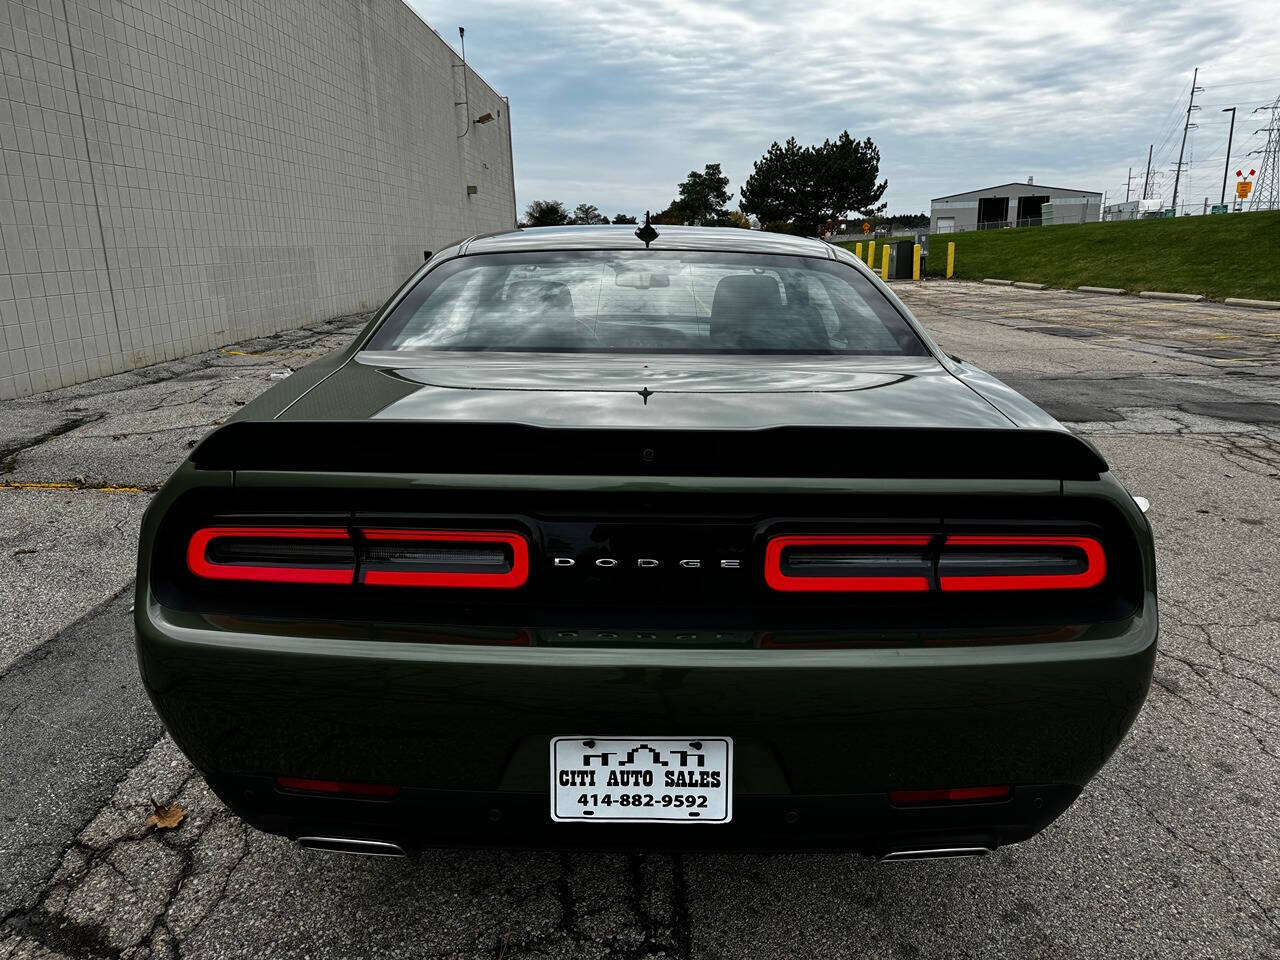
[840,211,1280,301]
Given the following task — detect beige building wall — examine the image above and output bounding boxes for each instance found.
[0,0,515,399]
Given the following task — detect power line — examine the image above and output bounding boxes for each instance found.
[1204,76,1280,88]
[1196,99,1274,108]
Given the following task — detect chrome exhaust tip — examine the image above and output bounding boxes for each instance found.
[880,846,992,862]
[297,836,408,858]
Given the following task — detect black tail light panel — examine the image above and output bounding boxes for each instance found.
[152,488,1142,638]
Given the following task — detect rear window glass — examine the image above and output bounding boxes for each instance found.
[368,251,928,356]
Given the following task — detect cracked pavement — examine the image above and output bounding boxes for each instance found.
[0,283,1277,958]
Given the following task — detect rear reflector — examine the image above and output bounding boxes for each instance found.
[938,535,1105,591]
[890,785,1012,806]
[764,535,933,592]
[187,527,355,584]
[360,529,529,589]
[276,777,399,798]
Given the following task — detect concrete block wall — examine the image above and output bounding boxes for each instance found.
[0,0,515,399]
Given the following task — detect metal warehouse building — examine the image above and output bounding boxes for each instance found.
[930,181,1102,234]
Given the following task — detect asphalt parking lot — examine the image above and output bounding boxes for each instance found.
[1,282,1277,960]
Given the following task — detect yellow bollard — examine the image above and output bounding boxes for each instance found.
[880,244,890,281]
[855,242,863,261]
[946,241,955,279]
[867,240,875,267]
[912,244,921,281]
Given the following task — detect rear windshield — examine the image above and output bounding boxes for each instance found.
[368,251,929,356]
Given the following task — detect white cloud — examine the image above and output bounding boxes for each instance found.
[411,0,1280,215]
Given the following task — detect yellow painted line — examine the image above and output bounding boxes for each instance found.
[0,481,155,493]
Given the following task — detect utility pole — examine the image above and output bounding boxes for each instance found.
[1171,67,1203,214]
[1125,167,1133,202]
[1142,144,1153,200]
[1220,107,1236,205]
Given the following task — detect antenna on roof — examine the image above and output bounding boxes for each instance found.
[635,211,659,249]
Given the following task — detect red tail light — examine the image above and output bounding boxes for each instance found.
[938,535,1105,592]
[764,535,933,592]
[360,529,529,589]
[186,527,355,584]
[890,785,1012,806]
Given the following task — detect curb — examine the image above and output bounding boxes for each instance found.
[1224,297,1280,311]
[1138,291,1204,303]
[1013,281,1047,290]
[981,278,1013,286]
[1078,286,1126,295]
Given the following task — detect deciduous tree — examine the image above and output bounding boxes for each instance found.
[570,203,610,225]
[523,200,571,227]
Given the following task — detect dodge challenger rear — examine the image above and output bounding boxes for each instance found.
[135,225,1156,859]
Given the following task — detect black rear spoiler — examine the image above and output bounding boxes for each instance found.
[191,421,1108,480]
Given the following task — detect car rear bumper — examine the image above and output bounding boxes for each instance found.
[206,776,1082,856]
[136,599,1155,853]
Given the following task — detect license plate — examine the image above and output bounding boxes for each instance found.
[550,737,733,823]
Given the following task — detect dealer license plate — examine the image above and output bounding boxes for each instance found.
[550,737,733,823]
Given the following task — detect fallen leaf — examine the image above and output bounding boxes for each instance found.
[146,802,187,831]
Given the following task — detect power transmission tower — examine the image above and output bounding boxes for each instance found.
[1171,67,1203,213]
[1249,93,1280,211]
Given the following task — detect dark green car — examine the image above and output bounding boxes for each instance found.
[135,225,1156,860]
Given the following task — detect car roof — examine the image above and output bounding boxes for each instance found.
[458,225,836,258]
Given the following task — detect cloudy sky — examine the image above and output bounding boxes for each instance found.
[410,0,1280,219]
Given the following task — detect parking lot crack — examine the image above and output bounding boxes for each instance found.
[553,852,577,937]
[1103,777,1280,936]
[0,413,107,473]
